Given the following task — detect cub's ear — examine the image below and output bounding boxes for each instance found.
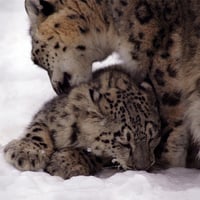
[89,89,102,103]
[139,81,154,93]
[140,82,158,106]
[25,0,55,21]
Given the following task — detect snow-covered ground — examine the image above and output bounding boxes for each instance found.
[0,1,200,199]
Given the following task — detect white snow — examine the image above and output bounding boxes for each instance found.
[0,1,200,199]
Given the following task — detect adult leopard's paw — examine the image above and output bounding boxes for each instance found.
[4,139,50,171]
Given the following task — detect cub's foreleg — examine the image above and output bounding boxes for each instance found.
[45,148,104,179]
[4,123,54,171]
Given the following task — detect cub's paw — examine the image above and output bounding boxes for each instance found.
[45,148,101,179]
[4,139,50,171]
[111,158,130,170]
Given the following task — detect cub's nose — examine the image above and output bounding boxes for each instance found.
[135,161,152,171]
[56,72,72,95]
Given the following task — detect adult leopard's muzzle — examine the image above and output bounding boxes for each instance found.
[50,72,72,95]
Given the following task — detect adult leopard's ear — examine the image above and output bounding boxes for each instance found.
[25,0,55,22]
[25,0,40,21]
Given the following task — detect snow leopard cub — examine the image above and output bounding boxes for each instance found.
[4,66,160,179]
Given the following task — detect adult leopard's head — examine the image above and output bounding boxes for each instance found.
[25,0,104,94]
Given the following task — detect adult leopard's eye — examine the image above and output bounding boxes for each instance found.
[40,0,55,16]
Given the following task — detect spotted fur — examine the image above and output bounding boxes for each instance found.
[4,67,160,179]
[24,0,200,168]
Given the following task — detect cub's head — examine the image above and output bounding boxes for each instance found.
[89,82,161,171]
[25,0,96,94]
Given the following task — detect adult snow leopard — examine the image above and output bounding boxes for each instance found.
[25,0,200,168]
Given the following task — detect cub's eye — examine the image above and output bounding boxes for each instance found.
[40,0,55,16]
[149,135,160,147]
